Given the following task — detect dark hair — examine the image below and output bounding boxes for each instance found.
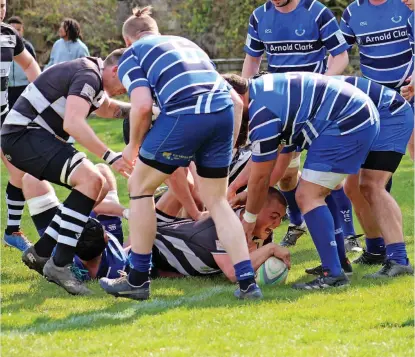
[222,73,249,95]
[7,16,23,25]
[267,187,288,208]
[62,18,82,42]
[104,48,127,67]
[75,218,106,261]
[123,6,159,39]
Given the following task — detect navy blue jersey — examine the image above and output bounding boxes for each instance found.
[248,72,378,162]
[73,233,128,280]
[335,75,411,115]
[244,0,348,73]
[341,0,413,89]
[118,35,232,116]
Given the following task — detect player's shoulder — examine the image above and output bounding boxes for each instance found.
[252,1,273,21]
[1,22,19,36]
[305,0,334,18]
[344,0,363,15]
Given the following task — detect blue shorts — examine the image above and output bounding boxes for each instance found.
[304,122,380,175]
[90,211,124,245]
[371,107,414,154]
[140,106,234,178]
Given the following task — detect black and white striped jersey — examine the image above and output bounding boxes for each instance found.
[1,23,25,122]
[153,209,272,277]
[2,57,106,140]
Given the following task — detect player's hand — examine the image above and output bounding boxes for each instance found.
[401,78,414,101]
[122,143,139,167]
[242,219,256,241]
[111,157,132,178]
[271,243,291,269]
[229,191,248,208]
[227,185,237,202]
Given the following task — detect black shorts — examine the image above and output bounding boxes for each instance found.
[361,151,403,173]
[1,127,80,188]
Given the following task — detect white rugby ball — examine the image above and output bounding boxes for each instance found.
[257,257,288,285]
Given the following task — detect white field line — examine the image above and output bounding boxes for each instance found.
[2,286,229,338]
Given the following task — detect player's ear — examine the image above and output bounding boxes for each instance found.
[112,66,118,77]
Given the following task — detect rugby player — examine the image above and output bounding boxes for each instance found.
[100,6,262,301]
[1,0,41,251]
[1,50,133,295]
[223,72,379,290]
[242,0,351,248]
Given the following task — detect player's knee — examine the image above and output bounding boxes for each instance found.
[343,179,356,200]
[22,174,51,199]
[85,170,107,195]
[359,180,378,202]
[279,171,298,190]
[95,163,117,190]
[294,187,307,210]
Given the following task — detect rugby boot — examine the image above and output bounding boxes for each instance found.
[22,245,48,275]
[4,231,32,252]
[364,260,414,279]
[280,222,307,247]
[344,234,363,253]
[293,270,350,290]
[234,283,263,300]
[353,250,385,265]
[100,271,150,300]
[305,258,353,276]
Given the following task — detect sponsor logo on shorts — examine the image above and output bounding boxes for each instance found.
[107,224,117,231]
[162,152,193,161]
[215,240,226,251]
[4,154,12,162]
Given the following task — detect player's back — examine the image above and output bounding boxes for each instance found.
[118,35,232,116]
[336,76,411,116]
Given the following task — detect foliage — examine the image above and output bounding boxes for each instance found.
[1,119,414,357]
[7,0,123,65]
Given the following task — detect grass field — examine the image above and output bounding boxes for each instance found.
[1,119,414,357]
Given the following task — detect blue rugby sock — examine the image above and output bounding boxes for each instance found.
[331,187,356,237]
[304,205,342,277]
[234,260,256,290]
[386,243,408,266]
[365,237,385,255]
[281,187,303,226]
[326,194,346,262]
[128,252,152,286]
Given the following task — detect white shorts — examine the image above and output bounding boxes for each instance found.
[301,169,347,190]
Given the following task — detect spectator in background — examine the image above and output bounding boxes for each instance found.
[44,18,89,69]
[7,16,36,108]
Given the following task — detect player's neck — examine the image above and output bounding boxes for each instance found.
[368,0,388,5]
[274,0,300,14]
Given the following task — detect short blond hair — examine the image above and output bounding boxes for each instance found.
[122,6,159,40]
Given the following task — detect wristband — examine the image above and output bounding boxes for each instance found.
[122,208,129,220]
[243,210,257,223]
[102,149,122,165]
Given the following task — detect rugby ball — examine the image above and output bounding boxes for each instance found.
[257,257,288,285]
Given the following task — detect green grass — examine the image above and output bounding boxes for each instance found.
[1,119,414,357]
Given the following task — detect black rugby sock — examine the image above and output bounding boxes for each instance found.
[5,182,25,235]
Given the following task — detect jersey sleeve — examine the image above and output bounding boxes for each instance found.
[280,144,298,154]
[68,70,102,106]
[317,6,348,56]
[340,7,356,49]
[243,12,265,58]
[25,41,37,60]
[408,17,414,57]
[117,48,150,96]
[12,27,25,57]
[248,100,282,163]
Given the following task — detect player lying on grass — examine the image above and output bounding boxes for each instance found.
[1,47,134,295]
[21,169,290,283]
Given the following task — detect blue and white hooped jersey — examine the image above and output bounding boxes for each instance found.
[118,35,232,116]
[408,13,414,57]
[73,233,128,280]
[335,75,411,116]
[248,73,377,162]
[340,0,413,89]
[244,0,348,74]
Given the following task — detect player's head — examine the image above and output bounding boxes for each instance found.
[253,187,287,240]
[271,0,293,7]
[102,48,127,97]
[402,0,413,10]
[76,218,108,261]
[0,0,7,22]
[122,6,159,47]
[7,16,24,36]
[59,18,82,42]
[222,73,250,126]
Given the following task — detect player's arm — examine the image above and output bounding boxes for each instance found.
[63,96,132,177]
[319,6,351,76]
[213,243,291,282]
[230,88,244,148]
[166,168,205,221]
[14,48,41,82]
[269,150,295,186]
[94,97,131,120]
[242,12,265,78]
